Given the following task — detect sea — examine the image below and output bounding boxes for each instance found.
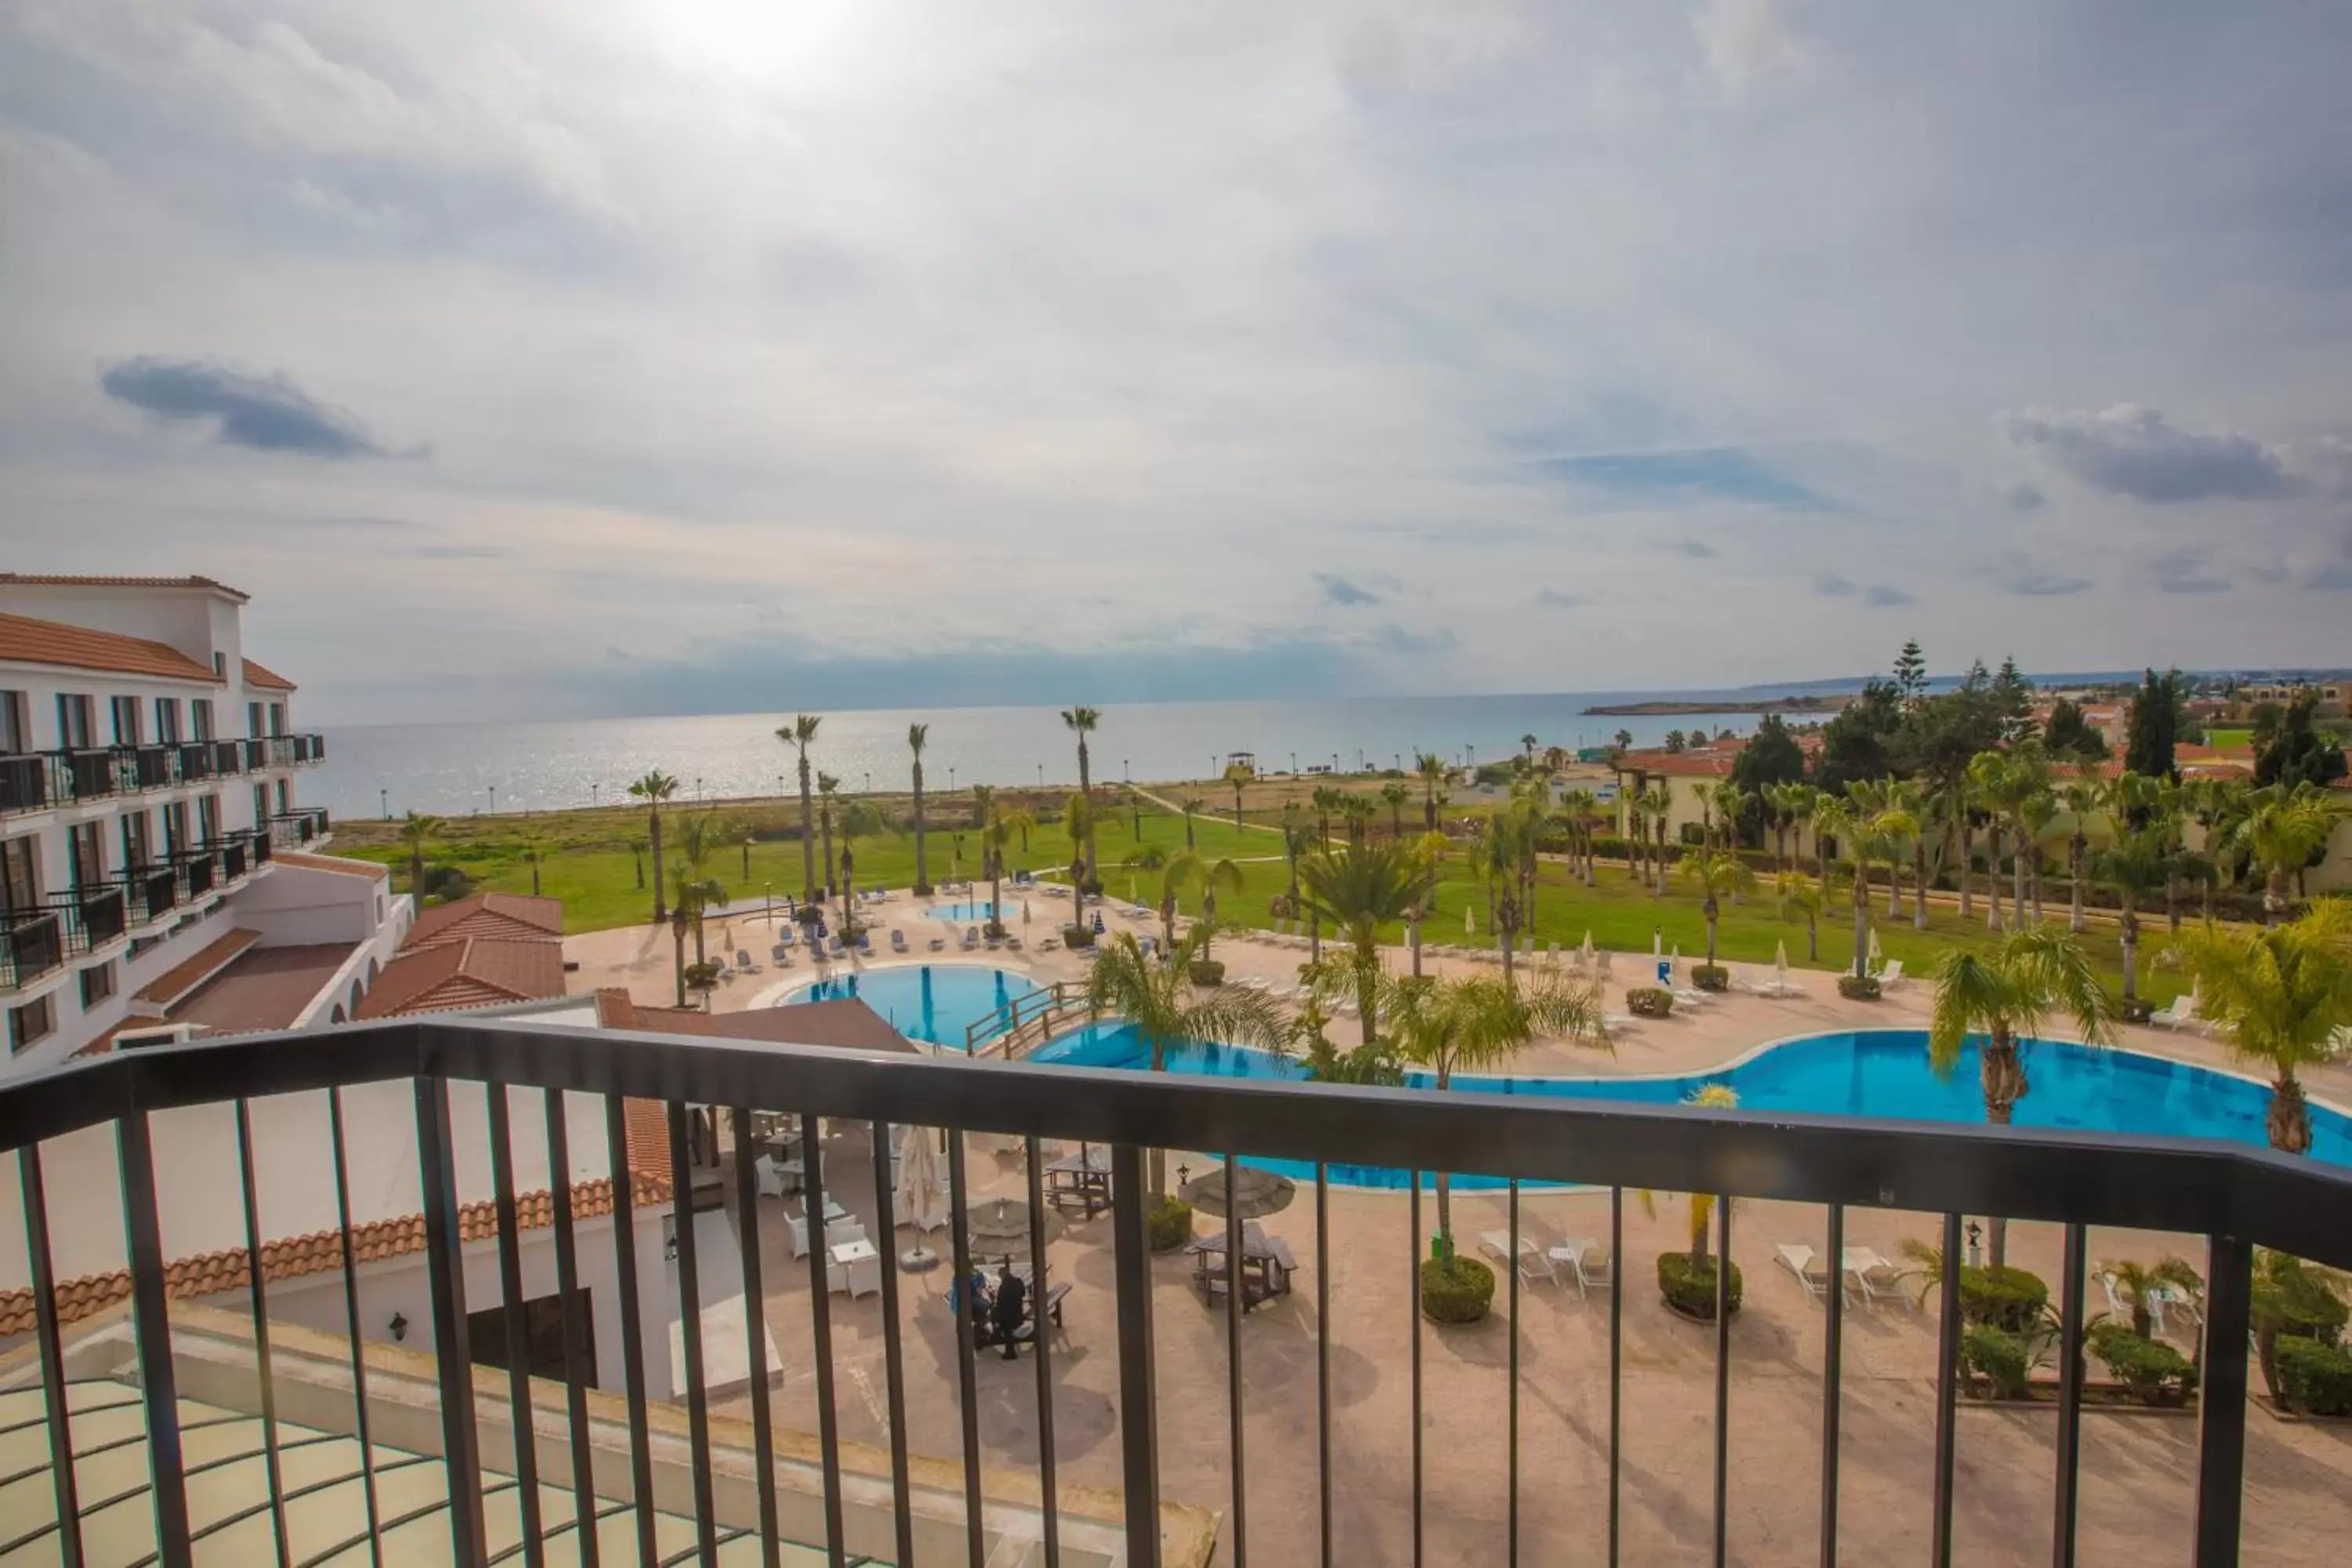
[313,692,1792,820]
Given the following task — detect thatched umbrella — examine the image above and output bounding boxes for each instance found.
[1179,1163,1297,1220]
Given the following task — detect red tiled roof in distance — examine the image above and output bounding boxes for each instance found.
[241,656,296,691]
[404,892,565,951]
[355,937,566,1018]
[0,572,247,601]
[0,611,221,684]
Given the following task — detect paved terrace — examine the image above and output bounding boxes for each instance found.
[557,896,2352,1565]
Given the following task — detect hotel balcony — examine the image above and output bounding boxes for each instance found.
[169,847,218,906]
[0,906,64,994]
[111,863,180,928]
[268,806,332,849]
[0,1019,2343,1566]
[0,750,124,818]
[113,742,178,793]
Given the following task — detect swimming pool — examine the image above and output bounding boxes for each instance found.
[926,899,1009,922]
[1028,1025,2352,1186]
[790,964,1043,1049]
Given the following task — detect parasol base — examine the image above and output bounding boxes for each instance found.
[899,1246,942,1272]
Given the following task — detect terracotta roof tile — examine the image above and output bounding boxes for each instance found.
[0,572,246,600]
[0,610,220,684]
[356,937,566,1018]
[404,892,565,951]
[241,656,296,691]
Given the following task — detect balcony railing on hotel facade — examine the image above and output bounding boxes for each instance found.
[3,1017,2348,1567]
[111,864,179,927]
[1,887,132,990]
[0,735,325,817]
[268,807,330,849]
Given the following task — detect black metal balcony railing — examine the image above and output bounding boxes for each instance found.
[43,886,127,955]
[175,742,215,783]
[57,748,116,803]
[211,739,244,776]
[113,865,179,926]
[0,906,64,989]
[267,807,329,849]
[241,738,267,773]
[114,744,176,793]
[172,849,216,903]
[0,753,50,815]
[215,837,248,883]
[3,1018,2349,1568]
[245,825,274,866]
[265,736,297,770]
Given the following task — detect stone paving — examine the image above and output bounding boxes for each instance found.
[565,897,2352,1566]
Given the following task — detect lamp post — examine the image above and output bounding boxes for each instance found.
[590,782,599,810]
[488,784,496,815]
[1037,763,1044,787]
[379,787,387,818]
[1290,751,1297,773]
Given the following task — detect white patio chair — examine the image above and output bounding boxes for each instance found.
[1479,1230,1563,1287]
[1777,1243,1834,1302]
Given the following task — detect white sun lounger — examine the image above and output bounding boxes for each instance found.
[1479,1231,1563,1287]
[1552,1237,1613,1298]
[1843,1247,1917,1311]
[2150,993,2200,1030]
[1777,1243,1835,1302]
[1875,959,1907,989]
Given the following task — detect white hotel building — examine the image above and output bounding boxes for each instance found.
[0,573,407,1073]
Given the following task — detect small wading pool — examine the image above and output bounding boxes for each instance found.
[925,899,1009,923]
[788,964,1042,1049]
[1025,1025,2352,1188]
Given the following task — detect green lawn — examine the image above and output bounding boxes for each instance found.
[2204,728,2252,749]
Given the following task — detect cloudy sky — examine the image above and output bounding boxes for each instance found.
[5,2,2350,723]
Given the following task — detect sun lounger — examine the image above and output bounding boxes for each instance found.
[1602,1012,1639,1032]
[1039,937,1060,952]
[1777,1243,1835,1302]
[1842,1247,1916,1311]
[2150,994,2200,1030]
[890,929,909,953]
[735,949,760,974]
[771,942,792,964]
[928,936,946,952]
[1875,959,1907,989]
[1479,1230,1563,1287]
[1550,1238,1612,1298]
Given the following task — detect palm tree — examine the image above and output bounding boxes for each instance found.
[907,724,933,895]
[1308,785,1341,848]
[1179,795,1206,848]
[1381,779,1411,840]
[2175,902,2352,1154]
[1404,829,1448,977]
[2092,829,2172,1007]
[1062,790,1095,906]
[1967,752,2017,929]
[1340,794,1378,846]
[2105,1258,2205,1341]
[1779,873,1826,961]
[2058,779,2102,933]
[1221,760,1253,829]
[1624,788,1650,883]
[1809,790,1843,890]
[1642,1083,1743,1270]
[1897,779,1937,929]
[1416,752,1449,830]
[980,793,1036,935]
[816,772,841,902]
[1639,786,1674,894]
[1298,840,1421,1042]
[669,813,731,967]
[775,715,822,904]
[1142,848,1246,961]
[1385,970,1604,1245]
[1679,849,1756,971]
[1842,784,1918,972]
[630,837,647,890]
[1520,732,1540,764]
[521,833,545,896]
[397,811,442,903]
[1709,781,1753,855]
[2234,784,2348,922]
[626,771,679,920]
[1762,782,1806,873]
[1084,927,1290,1198]
[1062,706,1102,880]
[835,798,885,932]
[1927,927,2117,1265]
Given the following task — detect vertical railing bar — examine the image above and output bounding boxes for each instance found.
[2192,1233,2252,1568]
[1820,1203,1844,1568]
[869,1122,917,1568]
[2049,1221,2085,1568]
[1315,1161,1331,1568]
[1609,1185,1623,1568]
[1023,1135,1062,1568]
[19,1145,85,1568]
[1110,1142,1161,1568]
[233,1099,292,1568]
[485,1087,545,1568]
[728,1111,781,1568]
[1712,1188,1732,1568]
[603,1096,658,1568]
[1224,1157,1247,1568]
[798,1109,848,1567]
[543,1092,601,1568]
[666,1103,718,1566]
[415,1076,487,1568]
[118,1108,193,1568]
[1410,1168,1423,1568]
[327,1088,384,1568]
[946,1133,985,1568]
[1930,1212,1964,1568]
[1508,1178,1520,1568]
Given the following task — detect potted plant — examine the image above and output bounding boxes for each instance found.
[1838,972,1882,1000]
[1626,985,1675,1018]
[1649,1085,1743,1320]
[1149,1196,1194,1252]
[1420,1246,1497,1325]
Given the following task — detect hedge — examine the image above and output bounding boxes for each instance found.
[2278,1335,2352,1416]
[1962,1323,2032,1399]
[1148,1198,1194,1252]
[1958,1265,2049,1334]
[2089,1323,2198,1406]
[1421,1255,1496,1324]
[1626,986,1675,1018]
[1690,964,1730,992]
[1657,1252,1743,1319]
[1062,923,1096,949]
[1837,974,1881,1001]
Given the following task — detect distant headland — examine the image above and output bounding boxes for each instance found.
[1580,695,1847,717]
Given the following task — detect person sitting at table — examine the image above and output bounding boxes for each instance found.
[992,1265,1029,1360]
[951,1266,994,1327]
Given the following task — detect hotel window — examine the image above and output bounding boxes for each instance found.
[248,701,264,739]
[191,699,214,742]
[275,779,291,814]
[153,698,182,744]
[1,836,38,913]
[67,823,105,890]
[80,961,115,1009]
[162,801,190,857]
[8,996,54,1054]
[252,783,270,829]
[56,694,95,750]
[109,695,141,746]
[121,811,151,870]
[269,702,287,738]
[0,691,25,755]
[198,795,220,844]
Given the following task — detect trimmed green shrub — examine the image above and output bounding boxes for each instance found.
[1962,1323,2032,1399]
[1838,973,1882,1000]
[682,960,722,991]
[2278,1335,2352,1415]
[1188,959,1226,986]
[1148,1198,1193,1252]
[1657,1252,1744,1319]
[1626,986,1675,1018]
[2088,1323,2198,1406]
[1958,1265,2050,1334]
[1062,923,1096,949]
[1420,1254,1496,1324]
[1690,964,1730,992]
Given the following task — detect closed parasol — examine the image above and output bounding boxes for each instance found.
[966,1196,1066,1261]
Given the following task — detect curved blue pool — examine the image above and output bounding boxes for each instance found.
[1028,1025,2352,1186]
[791,964,1042,1048]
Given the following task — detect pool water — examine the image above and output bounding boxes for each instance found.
[792,964,1043,1049]
[1028,1025,2352,1186]
[926,899,1009,922]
